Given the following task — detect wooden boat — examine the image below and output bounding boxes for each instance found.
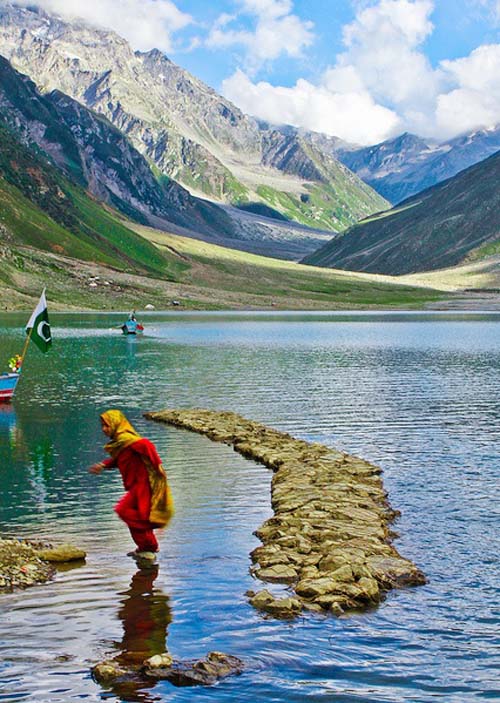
[121,320,144,335]
[1,289,52,403]
[0,372,21,403]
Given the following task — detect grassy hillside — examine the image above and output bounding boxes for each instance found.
[0,122,180,278]
[302,150,500,275]
[126,224,443,309]
[0,209,445,312]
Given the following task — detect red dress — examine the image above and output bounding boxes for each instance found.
[102,438,164,552]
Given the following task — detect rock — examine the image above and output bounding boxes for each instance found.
[35,544,87,562]
[249,590,302,617]
[329,565,355,583]
[144,652,173,668]
[92,660,128,683]
[255,564,298,583]
[0,539,55,591]
[299,566,320,580]
[144,651,244,686]
[250,589,274,610]
[296,577,340,598]
[302,601,325,613]
[318,554,349,572]
[329,602,345,616]
[366,556,427,588]
[144,303,155,309]
[264,597,303,618]
[357,577,380,602]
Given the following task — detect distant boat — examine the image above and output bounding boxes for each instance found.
[121,319,144,335]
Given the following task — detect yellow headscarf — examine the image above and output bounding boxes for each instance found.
[101,409,142,458]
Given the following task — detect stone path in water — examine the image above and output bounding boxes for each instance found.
[146,408,426,618]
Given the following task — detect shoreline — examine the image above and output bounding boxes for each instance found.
[1,296,500,314]
[0,540,86,592]
[146,409,425,618]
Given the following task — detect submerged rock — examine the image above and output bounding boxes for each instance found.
[145,408,426,618]
[144,651,244,686]
[93,651,244,688]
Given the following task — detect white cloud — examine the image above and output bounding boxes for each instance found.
[223,69,400,144]
[223,0,500,144]
[436,44,500,134]
[9,0,192,52]
[336,0,440,108]
[206,0,314,72]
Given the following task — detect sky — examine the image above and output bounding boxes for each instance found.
[8,0,500,145]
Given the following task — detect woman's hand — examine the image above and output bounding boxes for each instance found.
[89,462,105,474]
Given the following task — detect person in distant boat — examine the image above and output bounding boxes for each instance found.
[89,409,174,562]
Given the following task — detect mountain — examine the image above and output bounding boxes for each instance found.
[336,128,500,204]
[302,150,500,275]
[0,55,238,240]
[0,107,442,312]
[0,118,178,278]
[0,3,387,248]
[0,55,341,262]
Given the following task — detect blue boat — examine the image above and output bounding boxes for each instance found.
[0,372,21,403]
[121,319,144,335]
[1,289,53,403]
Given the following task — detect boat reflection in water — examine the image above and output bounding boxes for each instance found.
[0,404,21,452]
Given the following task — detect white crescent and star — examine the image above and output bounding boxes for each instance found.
[37,320,51,343]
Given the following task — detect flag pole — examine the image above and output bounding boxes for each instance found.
[19,323,34,368]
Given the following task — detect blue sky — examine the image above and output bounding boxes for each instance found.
[12,0,500,144]
[177,0,500,86]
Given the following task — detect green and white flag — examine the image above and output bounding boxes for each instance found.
[26,288,52,353]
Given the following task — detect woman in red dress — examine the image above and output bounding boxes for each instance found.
[89,409,174,561]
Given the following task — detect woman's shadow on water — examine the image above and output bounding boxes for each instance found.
[106,565,172,702]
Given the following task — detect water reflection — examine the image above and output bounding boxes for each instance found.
[103,565,172,702]
[0,404,19,452]
[26,436,54,508]
[0,404,56,521]
[0,312,498,702]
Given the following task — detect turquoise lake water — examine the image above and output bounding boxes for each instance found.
[0,311,498,702]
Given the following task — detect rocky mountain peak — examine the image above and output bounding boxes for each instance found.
[0,3,388,249]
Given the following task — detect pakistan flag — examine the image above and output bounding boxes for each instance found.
[26,289,52,353]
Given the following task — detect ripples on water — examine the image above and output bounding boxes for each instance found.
[0,311,498,702]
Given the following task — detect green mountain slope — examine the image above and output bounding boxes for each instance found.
[302,150,500,275]
[0,132,441,311]
[0,55,238,243]
[0,121,181,278]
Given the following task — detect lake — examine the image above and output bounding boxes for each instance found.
[0,311,498,702]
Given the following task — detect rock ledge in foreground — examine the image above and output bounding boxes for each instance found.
[0,539,86,592]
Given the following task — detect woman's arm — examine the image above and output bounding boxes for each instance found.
[88,456,116,474]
